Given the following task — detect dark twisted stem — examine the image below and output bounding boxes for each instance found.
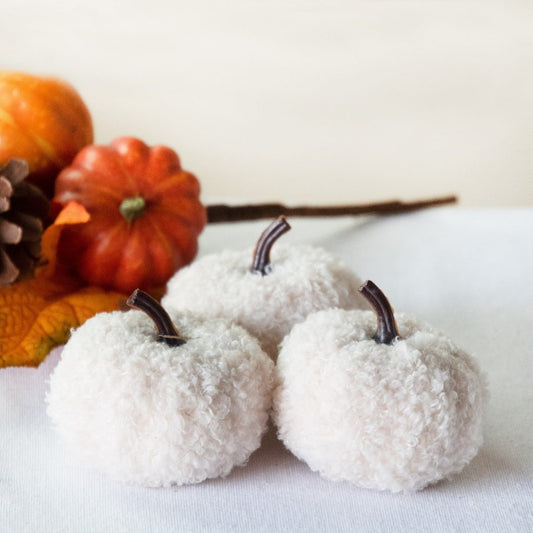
[359,280,400,345]
[251,216,291,275]
[127,289,186,346]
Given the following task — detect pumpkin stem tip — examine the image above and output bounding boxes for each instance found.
[359,280,400,345]
[126,289,185,346]
[120,196,146,222]
[251,216,291,275]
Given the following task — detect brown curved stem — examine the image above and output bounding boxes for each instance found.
[251,216,291,275]
[127,289,185,346]
[207,195,457,223]
[359,280,400,345]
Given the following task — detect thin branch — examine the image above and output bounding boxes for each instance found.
[206,195,457,223]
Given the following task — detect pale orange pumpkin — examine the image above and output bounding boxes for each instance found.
[54,137,207,293]
[0,71,93,196]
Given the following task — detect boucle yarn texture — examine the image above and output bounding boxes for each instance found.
[162,243,366,358]
[273,309,488,492]
[47,309,274,487]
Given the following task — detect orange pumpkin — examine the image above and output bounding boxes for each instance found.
[0,71,93,197]
[54,137,207,293]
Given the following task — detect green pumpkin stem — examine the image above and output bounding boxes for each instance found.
[127,289,185,346]
[251,216,291,275]
[120,196,146,222]
[359,280,400,345]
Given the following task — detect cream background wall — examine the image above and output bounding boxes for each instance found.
[3,1,533,205]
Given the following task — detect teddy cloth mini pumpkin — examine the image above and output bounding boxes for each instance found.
[47,290,274,487]
[163,216,366,358]
[273,280,487,492]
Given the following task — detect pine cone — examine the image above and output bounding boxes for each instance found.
[0,159,50,286]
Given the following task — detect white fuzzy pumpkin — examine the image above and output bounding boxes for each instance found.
[273,282,488,492]
[163,218,366,358]
[47,296,274,488]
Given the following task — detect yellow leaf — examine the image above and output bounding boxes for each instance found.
[0,278,125,367]
[0,201,127,367]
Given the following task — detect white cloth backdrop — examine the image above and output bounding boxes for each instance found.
[3,1,533,206]
[1,208,532,532]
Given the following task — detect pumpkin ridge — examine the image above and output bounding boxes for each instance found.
[77,217,127,256]
[54,189,122,211]
[149,172,200,196]
[111,223,159,292]
[0,106,63,167]
[144,211,199,265]
[78,221,127,283]
[32,82,92,143]
[153,192,205,213]
[148,203,206,232]
[72,145,138,196]
[56,169,131,204]
[152,188,203,207]
[144,212,182,273]
[109,139,149,192]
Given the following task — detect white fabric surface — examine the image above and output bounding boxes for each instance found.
[1,207,532,532]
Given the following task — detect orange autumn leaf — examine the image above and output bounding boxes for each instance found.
[0,202,127,367]
[0,284,126,367]
[39,200,91,277]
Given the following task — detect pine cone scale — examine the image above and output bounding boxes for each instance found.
[3,159,30,185]
[0,158,50,285]
[0,177,12,211]
[5,211,43,242]
[11,182,50,220]
[0,248,19,285]
[0,218,23,244]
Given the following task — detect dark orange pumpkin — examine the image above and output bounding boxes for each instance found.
[54,137,207,293]
[0,71,93,197]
